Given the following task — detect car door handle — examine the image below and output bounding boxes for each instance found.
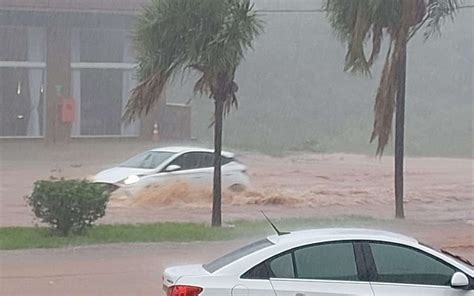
[295,293,305,296]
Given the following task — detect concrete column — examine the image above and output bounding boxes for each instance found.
[45,24,71,143]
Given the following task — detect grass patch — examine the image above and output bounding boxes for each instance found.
[0,216,381,250]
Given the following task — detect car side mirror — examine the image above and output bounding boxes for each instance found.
[451,272,469,289]
[165,164,181,172]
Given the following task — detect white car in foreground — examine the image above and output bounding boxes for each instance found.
[93,146,249,195]
[163,228,473,296]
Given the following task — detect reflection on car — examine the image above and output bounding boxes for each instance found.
[92,146,249,195]
[163,228,474,296]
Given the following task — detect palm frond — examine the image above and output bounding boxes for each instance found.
[424,0,459,39]
[370,40,397,155]
[368,23,383,66]
[325,0,436,155]
[124,0,262,123]
[370,0,416,155]
[324,0,401,75]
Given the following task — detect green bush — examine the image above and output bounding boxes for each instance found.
[26,179,109,236]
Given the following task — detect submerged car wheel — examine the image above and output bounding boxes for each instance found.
[229,184,246,192]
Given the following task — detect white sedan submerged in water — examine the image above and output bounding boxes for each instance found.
[93,146,249,195]
[163,228,473,296]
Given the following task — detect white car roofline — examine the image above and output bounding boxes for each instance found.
[267,228,418,245]
[213,228,473,277]
[149,146,235,158]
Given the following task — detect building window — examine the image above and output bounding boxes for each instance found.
[0,26,46,137]
[71,29,140,137]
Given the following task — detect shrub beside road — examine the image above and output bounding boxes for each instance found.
[26,179,109,236]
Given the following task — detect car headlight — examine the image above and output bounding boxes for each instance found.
[123,175,140,185]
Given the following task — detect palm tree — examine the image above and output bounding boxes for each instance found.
[324,0,459,218]
[123,0,262,227]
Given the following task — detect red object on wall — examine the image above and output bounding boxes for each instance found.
[59,97,75,123]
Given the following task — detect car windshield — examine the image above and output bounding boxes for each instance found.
[421,243,474,270]
[440,249,474,269]
[120,151,174,169]
[203,239,274,273]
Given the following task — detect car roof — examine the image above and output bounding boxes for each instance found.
[150,146,235,157]
[212,228,422,275]
[211,228,474,277]
[267,228,418,246]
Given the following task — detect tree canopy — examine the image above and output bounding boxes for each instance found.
[124,0,262,121]
[324,0,459,155]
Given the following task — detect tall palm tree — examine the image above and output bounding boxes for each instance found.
[324,0,459,218]
[123,0,262,226]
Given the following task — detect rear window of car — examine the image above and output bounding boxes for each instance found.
[203,239,274,273]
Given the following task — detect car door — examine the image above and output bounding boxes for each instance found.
[191,152,214,186]
[364,241,472,296]
[161,152,212,186]
[268,241,374,296]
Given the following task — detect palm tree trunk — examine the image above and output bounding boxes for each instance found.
[394,43,407,219]
[211,99,224,227]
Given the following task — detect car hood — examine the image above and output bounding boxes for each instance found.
[93,167,155,184]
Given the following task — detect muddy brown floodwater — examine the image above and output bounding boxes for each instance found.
[0,143,473,295]
[1,142,472,227]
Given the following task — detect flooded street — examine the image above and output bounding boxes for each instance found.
[1,143,472,257]
[1,142,472,226]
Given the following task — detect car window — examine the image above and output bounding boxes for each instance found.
[242,252,295,280]
[269,252,295,278]
[204,239,273,273]
[120,151,174,169]
[243,242,358,281]
[194,153,232,168]
[167,152,231,171]
[294,242,359,281]
[198,152,215,168]
[167,153,189,170]
[167,152,204,170]
[241,262,271,280]
[369,242,456,286]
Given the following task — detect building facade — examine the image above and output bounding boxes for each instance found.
[0,0,191,142]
